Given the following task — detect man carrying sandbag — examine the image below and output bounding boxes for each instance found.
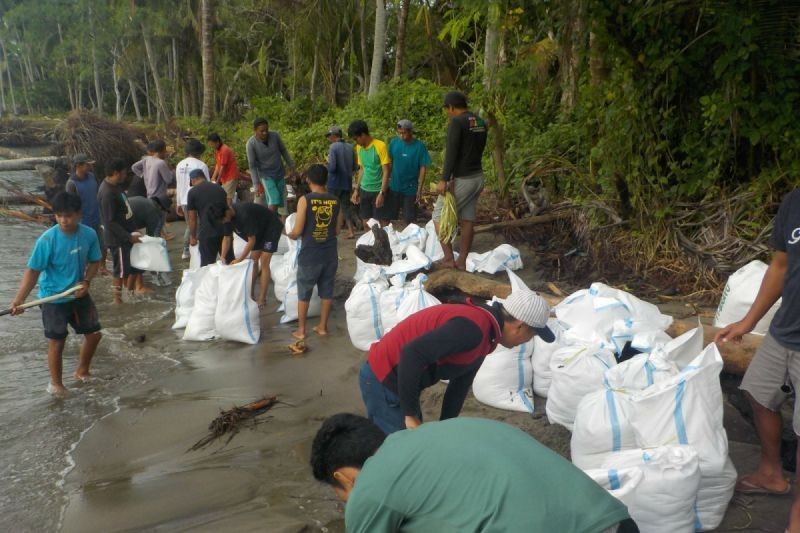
[219,202,283,310]
[310,414,637,532]
[716,188,800,528]
[359,280,554,434]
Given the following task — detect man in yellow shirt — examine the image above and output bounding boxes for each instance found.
[348,120,391,229]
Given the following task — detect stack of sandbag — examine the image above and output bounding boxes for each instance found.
[465,244,523,274]
[354,222,435,282]
[472,339,535,413]
[273,214,322,323]
[345,271,389,351]
[178,260,261,344]
[585,446,702,533]
[386,223,427,260]
[714,259,781,335]
[627,343,736,530]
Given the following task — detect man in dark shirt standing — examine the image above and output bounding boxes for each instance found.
[97,159,144,303]
[186,169,230,267]
[325,126,357,238]
[716,188,800,529]
[434,91,488,270]
[67,153,109,275]
[359,279,554,434]
[220,202,283,309]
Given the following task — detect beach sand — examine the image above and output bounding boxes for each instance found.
[59,223,790,532]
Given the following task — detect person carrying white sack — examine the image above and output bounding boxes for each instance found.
[715,187,800,531]
[360,275,555,434]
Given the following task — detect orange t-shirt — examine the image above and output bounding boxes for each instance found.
[215,144,240,184]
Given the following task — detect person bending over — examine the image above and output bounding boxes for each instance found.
[360,279,554,434]
[186,169,231,266]
[10,192,103,396]
[310,414,637,533]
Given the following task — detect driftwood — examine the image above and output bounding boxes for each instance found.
[355,224,393,265]
[474,211,570,234]
[424,268,759,375]
[0,156,62,171]
[189,396,279,451]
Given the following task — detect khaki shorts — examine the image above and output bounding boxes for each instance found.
[740,333,800,434]
[221,179,238,199]
[432,172,484,222]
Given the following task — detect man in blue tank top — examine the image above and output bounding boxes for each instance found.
[66,153,108,274]
[287,164,340,340]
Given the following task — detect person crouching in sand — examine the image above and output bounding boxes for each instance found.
[286,164,341,339]
[9,192,103,395]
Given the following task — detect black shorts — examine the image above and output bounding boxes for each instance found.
[109,244,142,278]
[255,223,283,254]
[297,256,338,300]
[359,189,392,221]
[329,188,354,218]
[41,296,102,340]
[387,190,417,224]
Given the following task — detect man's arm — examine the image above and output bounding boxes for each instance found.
[65,180,77,194]
[716,251,788,344]
[416,166,428,203]
[278,134,295,172]
[10,268,41,315]
[131,159,145,177]
[396,317,484,426]
[77,260,101,298]
[441,118,462,182]
[188,210,199,245]
[231,236,256,264]
[440,363,482,420]
[287,196,307,240]
[246,138,260,184]
[100,195,133,246]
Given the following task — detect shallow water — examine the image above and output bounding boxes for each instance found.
[0,171,182,531]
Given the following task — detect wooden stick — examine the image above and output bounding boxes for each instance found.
[0,285,81,317]
[474,211,571,234]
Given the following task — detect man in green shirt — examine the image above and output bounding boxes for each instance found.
[348,120,391,229]
[310,415,636,533]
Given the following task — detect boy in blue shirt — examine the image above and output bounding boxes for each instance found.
[10,192,103,396]
[387,119,431,225]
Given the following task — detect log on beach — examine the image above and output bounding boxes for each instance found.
[0,156,62,171]
[424,268,760,375]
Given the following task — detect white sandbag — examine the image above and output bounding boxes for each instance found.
[606,351,680,391]
[629,344,735,531]
[583,466,643,503]
[423,219,444,262]
[183,264,221,341]
[214,259,260,344]
[277,234,290,255]
[130,235,172,272]
[531,318,564,398]
[388,223,427,258]
[379,275,411,334]
[598,446,702,533]
[546,344,617,429]
[189,244,201,270]
[395,274,441,320]
[714,260,781,335]
[271,254,291,303]
[345,273,389,350]
[610,317,672,354]
[472,339,535,413]
[172,266,210,330]
[383,245,432,276]
[279,279,321,324]
[233,232,248,257]
[353,224,377,282]
[465,244,523,274]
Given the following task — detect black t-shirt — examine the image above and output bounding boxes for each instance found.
[225,202,282,248]
[97,180,136,247]
[186,181,228,238]
[442,111,487,181]
[298,192,339,264]
[769,189,800,349]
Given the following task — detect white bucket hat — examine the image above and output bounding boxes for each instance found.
[497,270,555,342]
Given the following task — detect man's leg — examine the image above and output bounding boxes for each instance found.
[112,277,124,304]
[295,300,310,340]
[256,252,272,309]
[75,332,101,380]
[317,299,332,335]
[455,219,475,270]
[314,258,336,336]
[742,392,789,491]
[47,339,67,393]
[452,176,483,270]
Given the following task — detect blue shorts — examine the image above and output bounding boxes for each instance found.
[296,256,338,300]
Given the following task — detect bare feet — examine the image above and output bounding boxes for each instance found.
[735,473,792,495]
[46,383,68,396]
[313,325,328,336]
[292,330,306,340]
[134,287,154,295]
[74,371,92,382]
[346,232,355,239]
[99,267,111,277]
[435,259,458,269]
[113,297,123,305]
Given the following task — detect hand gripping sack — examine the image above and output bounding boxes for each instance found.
[183,263,221,341]
[423,219,444,262]
[629,344,736,531]
[545,344,617,430]
[172,266,211,329]
[345,273,389,350]
[714,259,782,335]
[465,244,523,274]
[214,259,260,344]
[532,318,564,397]
[472,339,535,413]
[598,446,702,533]
[130,235,172,272]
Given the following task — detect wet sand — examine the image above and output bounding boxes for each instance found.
[60,224,791,532]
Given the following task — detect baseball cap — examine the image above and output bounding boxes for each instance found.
[72,153,94,165]
[443,91,468,109]
[498,285,555,343]
[189,168,206,179]
[326,126,343,138]
[396,119,413,131]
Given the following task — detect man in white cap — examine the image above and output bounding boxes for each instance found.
[359,278,554,434]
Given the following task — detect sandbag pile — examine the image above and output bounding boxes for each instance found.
[174,260,261,344]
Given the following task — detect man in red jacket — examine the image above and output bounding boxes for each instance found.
[360,283,554,434]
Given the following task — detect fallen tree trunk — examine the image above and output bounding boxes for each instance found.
[0,156,62,171]
[424,268,759,375]
[0,146,28,159]
[474,211,571,234]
